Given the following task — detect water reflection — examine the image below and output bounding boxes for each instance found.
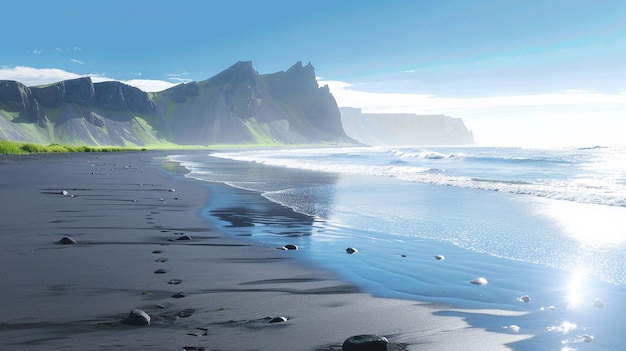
[539,199,626,248]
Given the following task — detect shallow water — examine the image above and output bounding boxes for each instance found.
[171,147,626,351]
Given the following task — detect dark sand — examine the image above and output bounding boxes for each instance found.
[0,151,528,350]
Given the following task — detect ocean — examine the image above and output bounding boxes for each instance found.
[170,146,626,351]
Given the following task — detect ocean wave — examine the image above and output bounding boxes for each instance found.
[206,147,626,208]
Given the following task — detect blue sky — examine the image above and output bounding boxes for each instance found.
[1,0,625,146]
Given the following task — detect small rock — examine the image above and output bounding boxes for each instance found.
[268,316,288,323]
[346,247,358,254]
[593,298,605,308]
[507,324,520,332]
[470,277,488,286]
[283,244,298,250]
[61,190,69,196]
[342,334,389,351]
[519,295,531,303]
[582,334,594,343]
[434,255,445,260]
[56,236,78,245]
[122,309,150,326]
[175,235,192,241]
[154,269,168,274]
[171,292,186,298]
[168,189,176,192]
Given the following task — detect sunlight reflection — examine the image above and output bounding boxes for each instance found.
[548,321,577,334]
[538,199,626,248]
[564,269,588,310]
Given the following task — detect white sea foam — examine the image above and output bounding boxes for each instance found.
[209,146,626,208]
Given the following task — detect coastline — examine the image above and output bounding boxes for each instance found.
[0,151,529,350]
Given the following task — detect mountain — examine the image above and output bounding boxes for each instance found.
[0,61,352,146]
[340,107,474,146]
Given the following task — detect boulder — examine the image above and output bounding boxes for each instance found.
[342,334,388,351]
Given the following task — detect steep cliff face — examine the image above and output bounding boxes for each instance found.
[340,107,474,146]
[153,61,348,145]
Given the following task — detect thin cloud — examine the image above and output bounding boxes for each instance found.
[32,49,43,55]
[168,72,192,83]
[0,66,177,92]
[71,58,85,65]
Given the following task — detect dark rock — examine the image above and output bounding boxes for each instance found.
[94,81,156,113]
[171,292,186,298]
[56,236,77,245]
[346,247,358,254]
[154,269,168,274]
[175,235,192,241]
[342,334,389,351]
[122,309,151,326]
[268,316,288,323]
[283,244,299,250]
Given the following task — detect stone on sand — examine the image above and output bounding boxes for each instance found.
[56,236,78,245]
[593,298,605,308]
[470,277,488,286]
[122,309,151,326]
[268,316,288,323]
[342,334,389,351]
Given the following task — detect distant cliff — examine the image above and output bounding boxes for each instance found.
[340,107,474,146]
[0,62,353,146]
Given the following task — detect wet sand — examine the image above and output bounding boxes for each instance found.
[0,151,529,350]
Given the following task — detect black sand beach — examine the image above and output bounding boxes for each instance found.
[0,151,528,350]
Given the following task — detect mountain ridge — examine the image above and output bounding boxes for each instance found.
[0,61,353,146]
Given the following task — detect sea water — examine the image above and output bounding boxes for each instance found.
[170,146,626,351]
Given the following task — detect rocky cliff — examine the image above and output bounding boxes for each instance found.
[340,107,474,146]
[0,62,351,146]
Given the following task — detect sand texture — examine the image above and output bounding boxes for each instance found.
[0,151,528,350]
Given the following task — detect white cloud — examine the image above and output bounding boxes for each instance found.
[0,66,178,92]
[0,66,81,86]
[71,58,85,65]
[119,79,178,92]
[32,49,43,55]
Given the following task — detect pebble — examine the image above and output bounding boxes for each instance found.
[434,255,445,260]
[518,295,531,303]
[56,236,78,245]
[342,334,388,351]
[582,334,594,343]
[175,235,192,241]
[470,277,488,286]
[346,247,358,254]
[122,309,151,326]
[593,298,605,308]
[283,244,298,250]
[268,316,288,323]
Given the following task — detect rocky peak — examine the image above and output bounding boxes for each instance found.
[32,77,95,107]
[94,81,156,114]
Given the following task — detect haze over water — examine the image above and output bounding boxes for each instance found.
[172,145,626,351]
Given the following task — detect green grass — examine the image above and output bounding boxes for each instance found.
[0,140,144,154]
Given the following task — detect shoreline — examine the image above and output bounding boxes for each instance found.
[0,151,529,350]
